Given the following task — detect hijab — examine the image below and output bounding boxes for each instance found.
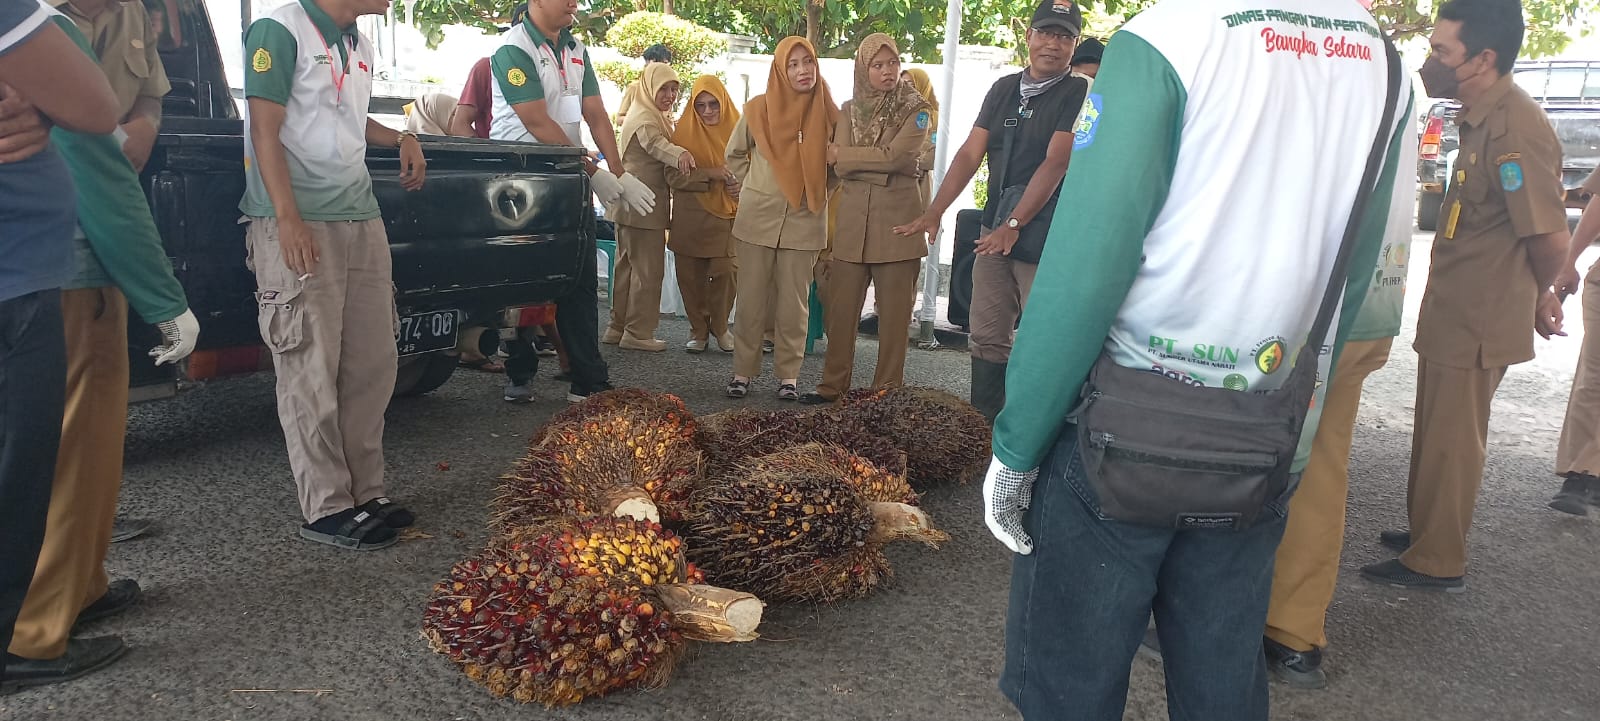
[745,36,838,213]
[406,92,457,135]
[849,34,930,149]
[673,75,741,219]
[903,67,939,132]
[617,63,681,155]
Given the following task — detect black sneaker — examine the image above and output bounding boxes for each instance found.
[1548,474,1600,516]
[567,382,615,404]
[1263,636,1327,689]
[1378,529,1411,552]
[1360,558,1465,593]
[2,636,128,694]
[534,337,558,357]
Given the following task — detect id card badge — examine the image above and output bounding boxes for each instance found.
[555,95,584,125]
[1443,170,1465,239]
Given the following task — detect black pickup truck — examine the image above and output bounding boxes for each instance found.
[128,0,591,401]
[1417,60,1600,231]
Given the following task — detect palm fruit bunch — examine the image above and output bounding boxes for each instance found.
[683,443,947,604]
[423,516,762,706]
[529,388,701,446]
[836,386,991,487]
[696,407,909,485]
[504,398,703,526]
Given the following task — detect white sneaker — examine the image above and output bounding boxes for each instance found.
[686,338,708,353]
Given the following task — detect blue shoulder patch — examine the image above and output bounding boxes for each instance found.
[1074,93,1102,150]
[1500,161,1524,192]
[916,110,929,130]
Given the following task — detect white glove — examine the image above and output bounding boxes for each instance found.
[616,172,657,216]
[149,308,199,366]
[983,456,1038,555]
[590,170,624,209]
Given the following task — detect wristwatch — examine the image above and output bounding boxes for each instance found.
[1006,217,1022,230]
[395,130,417,148]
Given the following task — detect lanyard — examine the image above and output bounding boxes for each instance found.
[536,42,572,95]
[319,32,355,106]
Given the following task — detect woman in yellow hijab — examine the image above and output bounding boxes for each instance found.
[604,63,694,352]
[666,75,741,354]
[723,36,838,401]
[901,67,939,203]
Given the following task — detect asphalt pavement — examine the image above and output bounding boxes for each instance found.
[3,230,1599,721]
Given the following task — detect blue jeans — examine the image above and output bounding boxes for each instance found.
[1001,427,1292,721]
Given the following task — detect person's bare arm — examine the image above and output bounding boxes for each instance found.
[247,97,316,274]
[583,95,623,177]
[976,130,1074,256]
[1554,195,1600,298]
[892,126,987,236]
[366,118,425,191]
[121,95,163,171]
[448,103,477,138]
[0,23,118,134]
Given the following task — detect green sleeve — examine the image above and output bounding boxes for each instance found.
[992,31,1185,471]
[581,48,600,97]
[243,19,297,105]
[48,17,187,324]
[491,45,545,104]
[1292,95,1412,468]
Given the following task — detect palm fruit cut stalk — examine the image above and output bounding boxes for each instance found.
[696,407,909,485]
[683,444,948,604]
[497,403,703,530]
[836,386,992,487]
[422,517,763,706]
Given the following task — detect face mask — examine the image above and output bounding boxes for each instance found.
[1419,53,1477,99]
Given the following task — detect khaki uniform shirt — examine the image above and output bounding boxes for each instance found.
[50,0,169,118]
[1414,74,1567,369]
[830,101,931,265]
[726,115,831,251]
[610,125,687,229]
[665,167,736,258]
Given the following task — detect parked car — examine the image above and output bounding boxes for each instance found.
[1416,60,1600,231]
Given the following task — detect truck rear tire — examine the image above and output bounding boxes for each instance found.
[393,350,458,397]
[1417,190,1444,231]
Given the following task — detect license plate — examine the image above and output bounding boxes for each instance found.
[397,310,459,357]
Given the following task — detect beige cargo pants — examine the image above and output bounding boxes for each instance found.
[246,217,398,524]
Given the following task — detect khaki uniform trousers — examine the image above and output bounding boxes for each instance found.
[1556,271,1600,476]
[9,288,128,659]
[817,259,921,399]
[1402,355,1507,578]
[675,255,735,341]
[1265,338,1392,653]
[970,252,1039,364]
[246,218,398,524]
[733,240,817,381]
[608,225,667,340]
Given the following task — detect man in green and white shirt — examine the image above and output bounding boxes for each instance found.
[983,0,1407,717]
[241,0,427,551]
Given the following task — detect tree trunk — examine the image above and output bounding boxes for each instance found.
[661,0,675,15]
[805,0,821,47]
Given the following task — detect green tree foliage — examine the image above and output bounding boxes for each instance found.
[590,11,727,90]
[401,1,1593,61]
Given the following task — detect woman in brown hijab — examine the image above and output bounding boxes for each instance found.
[604,63,695,352]
[723,37,837,401]
[666,75,742,354]
[798,34,930,404]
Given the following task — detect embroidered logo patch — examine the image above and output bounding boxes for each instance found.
[251,48,272,73]
[1500,161,1524,192]
[1252,337,1287,375]
[1073,93,1101,149]
[916,110,929,130]
[507,68,528,87]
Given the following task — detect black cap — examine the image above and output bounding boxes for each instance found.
[510,2,528,26]
[1031,0,1083,35]
[1071,37,1104,65]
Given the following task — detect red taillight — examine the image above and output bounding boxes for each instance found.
[1420,116,1444,160]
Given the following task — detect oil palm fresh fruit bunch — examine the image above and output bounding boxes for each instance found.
[529,388,698,445]
[683,444,947,604]
[422,517,762,706]
[696,408,909,485]
[527,404,704,524]
[836,387,991,487]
